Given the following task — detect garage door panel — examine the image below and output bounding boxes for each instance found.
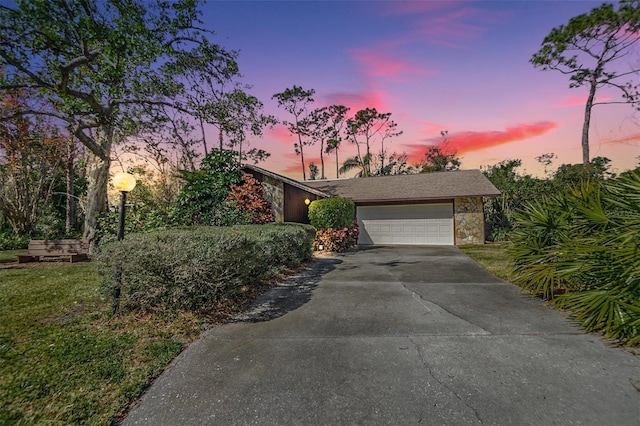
[357,204,453,246]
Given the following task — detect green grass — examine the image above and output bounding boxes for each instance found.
[0,250,26,263]
[0,259,204,425]
[459,243,515,282]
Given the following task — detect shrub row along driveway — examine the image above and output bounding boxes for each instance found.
[124,246,639,425]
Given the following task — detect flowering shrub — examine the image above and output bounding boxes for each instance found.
[313,220,359,252]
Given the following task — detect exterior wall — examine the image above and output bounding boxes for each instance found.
[284,185,320,224]
[454,197,485,245]
[261,175,285,222]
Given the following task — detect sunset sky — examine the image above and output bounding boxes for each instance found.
[201,0,640,180]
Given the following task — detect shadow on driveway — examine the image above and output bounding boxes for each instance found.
[232,256,342,323]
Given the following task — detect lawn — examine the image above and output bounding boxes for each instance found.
[0,260,204,425]
[0,250,26,264]
[459,243,515,282]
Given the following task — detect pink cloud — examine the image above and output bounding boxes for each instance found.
[415,8,488,48]
[555,94,613,108]
[266,125,295,143]
[403,121,560,163]
[601,132,640,146]
[350,48,436,81]
[323,91,387,113]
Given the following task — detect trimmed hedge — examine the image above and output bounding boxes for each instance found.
[95,223,315,314]
[308,197,355,230]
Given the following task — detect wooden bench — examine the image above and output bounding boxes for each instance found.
[18,239,89,263]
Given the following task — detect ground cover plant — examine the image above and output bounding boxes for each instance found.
[509,170,640,345]
[458,243,515,283]
[0,262,205,424]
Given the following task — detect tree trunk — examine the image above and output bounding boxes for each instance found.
[82,129,113,253]
[66,139,76,235]
[219,127,223,151]
[199,117,208,156]
[298,134,306,180]
[582,79,597,165]
[320,140,325,180]
[335,150,339,178]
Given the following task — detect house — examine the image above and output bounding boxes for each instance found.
[242,165,500,246]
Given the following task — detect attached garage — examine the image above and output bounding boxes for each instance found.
[357,204,453,245]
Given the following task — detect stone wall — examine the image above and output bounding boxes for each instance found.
[454,197,484,245]
[261,175,285,222]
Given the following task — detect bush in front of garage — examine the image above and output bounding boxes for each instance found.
[308,198,358,252]
[95,223,315,314]
[308,197,355,230]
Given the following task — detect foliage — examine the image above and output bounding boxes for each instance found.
[308,197,356,230]
[372,152,415,175]
[482,159,553,241]
[314,221,359,253]
[0,261,205,424]
[303,104,350,180]
[227,174,275,224]
[0,0,241,248]
[0,230,29,250]
[509,170,640,345]
[95,223,315,314]
[342,108,402,177]
[0,93,67,235]
[175,149,242,225]
[530,0,640,164]
[272,86,316,180]
[552,156,615,188]
[418,135,462,173]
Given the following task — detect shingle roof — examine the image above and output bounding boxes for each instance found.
[302,169,500,202]
[242,165,331,197]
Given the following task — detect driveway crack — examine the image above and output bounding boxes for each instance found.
[400,282,491,335]
[408,336,485,425]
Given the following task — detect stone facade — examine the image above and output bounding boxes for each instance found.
[261,175,285,222]
[454,197,484,245]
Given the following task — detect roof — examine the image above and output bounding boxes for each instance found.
[302,169,501,203]
[242,164,330,198]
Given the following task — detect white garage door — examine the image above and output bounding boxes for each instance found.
[357,204,454,245]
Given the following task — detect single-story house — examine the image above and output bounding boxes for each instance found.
[242,165,500,246]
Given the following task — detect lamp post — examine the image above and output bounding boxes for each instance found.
[112,172,137,241]
[111,172,136,315]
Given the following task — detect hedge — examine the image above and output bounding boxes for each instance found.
[308,197,355,230]
[95,223,315,314]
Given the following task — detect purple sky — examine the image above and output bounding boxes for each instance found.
[201,0,640,179]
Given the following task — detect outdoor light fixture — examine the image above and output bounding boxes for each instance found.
[112,171,137,193]
[304,198,311,205]
[111,171,136,316]
[112,172,137,241]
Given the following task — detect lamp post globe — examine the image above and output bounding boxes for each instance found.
[111,172,137,241]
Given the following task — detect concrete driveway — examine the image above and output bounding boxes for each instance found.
[123,246,640,425]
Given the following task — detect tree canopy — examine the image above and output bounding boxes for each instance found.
[0,0,241,248]
[531,0,640,164]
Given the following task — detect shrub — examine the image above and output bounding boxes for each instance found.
[313,220,359,253]
[94,223,315,314]
[308,197,355,230]
[0,229,29,250]
[227,174,275,224]
[509,170,640,345]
